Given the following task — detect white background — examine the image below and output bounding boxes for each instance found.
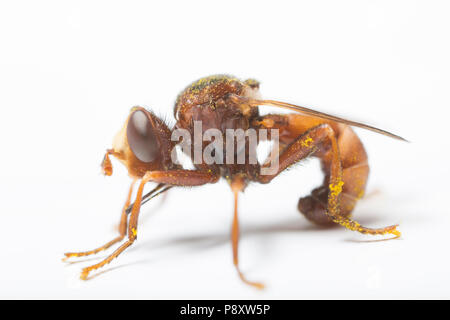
[1,0,449,299]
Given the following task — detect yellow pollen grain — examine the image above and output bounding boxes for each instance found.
[357,190,365,199]
[131,228,137,237]
[301,137,313,148]
[329,180,344,197]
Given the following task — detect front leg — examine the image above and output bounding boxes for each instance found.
[79,174,149,279]
[63,178,137,261]
[257,123,400,237]
[79,169,219,280]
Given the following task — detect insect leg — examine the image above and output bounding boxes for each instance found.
[257,123,400,237]
[79,175,150,280]
[142,169,220,185]
[79,169,219,280]
[63,178,137,261]
[230,176,264,290]
[298,123,369,225]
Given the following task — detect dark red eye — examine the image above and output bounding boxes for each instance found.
[127,110,159,163]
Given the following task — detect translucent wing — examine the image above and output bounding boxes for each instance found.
[249,99,408,142]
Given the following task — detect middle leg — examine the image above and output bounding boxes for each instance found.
[230,176,264,289]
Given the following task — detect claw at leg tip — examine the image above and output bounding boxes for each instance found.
[80,271,89,280]
[254,283,265,290]
[62,253,72,262]
[390,226,401,238]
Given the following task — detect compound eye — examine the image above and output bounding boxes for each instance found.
[127,110,159,163]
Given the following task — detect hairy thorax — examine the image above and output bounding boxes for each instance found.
[173,74,262,177]
[174,74,260,131]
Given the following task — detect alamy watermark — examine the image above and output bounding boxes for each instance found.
[171,121,279,175]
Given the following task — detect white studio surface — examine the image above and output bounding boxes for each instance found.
[0,1,449,299]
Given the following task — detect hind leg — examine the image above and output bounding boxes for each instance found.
[298,172,368,226]
[298,186,364,226]
[257,123,400,237]
[298,123,370,226]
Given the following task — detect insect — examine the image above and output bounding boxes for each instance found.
[63,74,406,288]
